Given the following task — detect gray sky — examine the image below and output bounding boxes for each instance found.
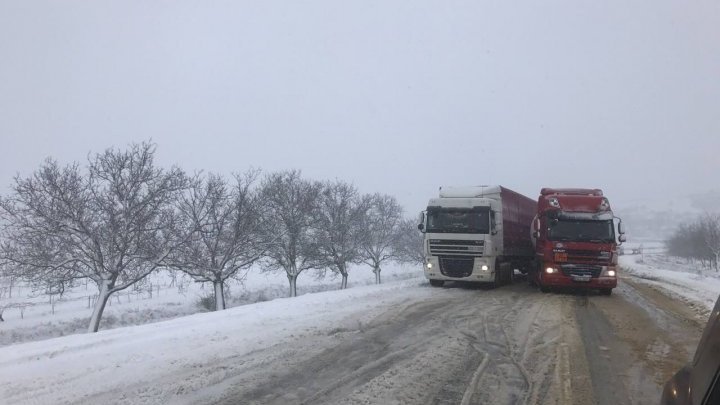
[1,1,718,215]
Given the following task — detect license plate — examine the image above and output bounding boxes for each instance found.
[571,275,591,282]
[554,252,568,262]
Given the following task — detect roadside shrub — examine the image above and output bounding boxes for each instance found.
[197,294,216,311]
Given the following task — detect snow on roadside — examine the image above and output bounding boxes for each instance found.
[0,264,418,347]
[0,275,430,405]
[620,254,720,314]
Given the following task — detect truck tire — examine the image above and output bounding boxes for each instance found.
[496,260,511,286]
[492,268,503,288]
[528,272,538,287]
[429,279,444,287]
[600,288,612,296]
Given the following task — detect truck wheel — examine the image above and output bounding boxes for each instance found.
[600,288,612,296]
[496,261,511,286]
[429,279,444,287]
[492,270,502,288]
[528,272,537,287]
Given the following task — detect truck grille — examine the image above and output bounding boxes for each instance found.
[439,256,474,278]
[429,239,484,257]
[560,264,602,278]
[566,250,610,264]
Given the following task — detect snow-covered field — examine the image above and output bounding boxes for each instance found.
[0,274,431,405]
[0,264,420,346]
[620,253,720,314]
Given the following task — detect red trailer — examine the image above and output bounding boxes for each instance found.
[495,186,536,262]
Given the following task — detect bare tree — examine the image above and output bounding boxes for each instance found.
[0,261,16,299]
[359,194,403,284]
[314,181,368,289]
[703,214,720,271]
[0,142,187,332]
[168,170,269,310]
[260,170,322,297]
[666,215,719,269]
[394,217,425,267]
[0,268,12,322]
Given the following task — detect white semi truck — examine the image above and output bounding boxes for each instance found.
[418,186,536,287]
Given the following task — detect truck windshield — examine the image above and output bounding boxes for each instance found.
[548,219,615,242]
[426,209,490,234]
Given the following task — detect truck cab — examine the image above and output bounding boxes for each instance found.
[419,186,535,287]
[530,188,626,295]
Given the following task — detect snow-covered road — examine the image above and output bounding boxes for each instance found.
[0,272,708,405]
[210,279,703,405]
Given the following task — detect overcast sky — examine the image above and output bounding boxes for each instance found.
[1,1,718,214]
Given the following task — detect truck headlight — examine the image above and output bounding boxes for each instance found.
[545,267,557,274]
[481,265,489,271]
[600,267,616,277]
[426,263,433,269]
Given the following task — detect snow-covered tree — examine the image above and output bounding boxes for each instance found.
[168,170,269,310]
[666,214,720,270]
[260,170,322,297]
[314,181,368,289]
[0,261,16,300]
[703,214,720,271]
[359,194,403,284]
[0,142,187,332]
[394,217,425,267]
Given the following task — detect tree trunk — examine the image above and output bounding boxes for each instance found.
[214,280,226,311]
[88,281,112,333]
[339,263,348,289]
[374,265,381,284]
[288,274,297,297]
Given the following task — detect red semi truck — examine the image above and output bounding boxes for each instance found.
[419,186,536,286]
[529,188,626,295]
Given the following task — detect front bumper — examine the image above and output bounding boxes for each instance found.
[424,256,496,282]
[540,274,617,288]
[539,263,618,289]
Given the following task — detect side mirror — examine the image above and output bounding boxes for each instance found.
[532,216,540,239]
[618,221,625,235]
[618,234,627,243]
[417,223,424,232]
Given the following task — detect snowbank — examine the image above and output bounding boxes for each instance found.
[0,264,419,346]
[0,275,430,405]
[620,254,720,312]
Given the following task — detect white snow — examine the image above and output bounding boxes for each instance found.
[0,274,431,405]
[0,264,418,346]
[620,254,720,313]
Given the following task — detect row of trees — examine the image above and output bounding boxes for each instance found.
[666,214,720,270]
[0,142,423,332]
